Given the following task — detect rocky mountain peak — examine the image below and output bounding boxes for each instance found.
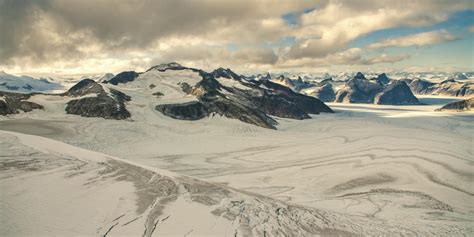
[211,67,241,80]
[354,72,366,80]
[376,73,390,85]
[65,79,104,97]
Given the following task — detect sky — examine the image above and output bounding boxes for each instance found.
[0,0,473,75]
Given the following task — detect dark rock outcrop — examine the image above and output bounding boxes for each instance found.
[64,79,104,96]
[374,81,421,105]
[274,75,295,88]
[259,73,272,81]
[307,84,336,102]
[435,97,473,112]
[354,72,366,80]
[211,68,241,80]
[376,73,390,85]
[106,71,140,85]
[0,91,43,115]
[64,79,131,120]
[409,79,435,94]
[156,101,208,120]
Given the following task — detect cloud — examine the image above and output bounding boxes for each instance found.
[367,30,459,49]
[284,0,470,59]
[362,53,410,64]
[150,44,277,72]
[279,48,409,68]
[0,0,310,64]
[0,0,471,73]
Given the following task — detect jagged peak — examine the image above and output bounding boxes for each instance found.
[354,72,366,80]
[376,73,390,85]
[211,67,241,80]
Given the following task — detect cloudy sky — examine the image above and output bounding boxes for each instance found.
[1,0,473,75]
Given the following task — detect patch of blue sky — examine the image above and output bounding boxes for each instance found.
[349,10,474,48]
[281,7,317,26]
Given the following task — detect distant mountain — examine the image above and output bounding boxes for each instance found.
[376,73,390,85]
[435,97,473,112]
[334,73,421,105]
[0,71,63,93]
[405,78,473,97]
[374,81,421,105]
[305,84,336,102]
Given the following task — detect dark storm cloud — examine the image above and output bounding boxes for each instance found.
[0,0,50,61]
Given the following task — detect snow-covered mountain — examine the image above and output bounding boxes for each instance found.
[0,63,333,129]
[0,71,64,93]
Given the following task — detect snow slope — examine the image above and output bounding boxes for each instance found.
[0,94,473,235]
[4,130,469,236]
[0,71,64,93]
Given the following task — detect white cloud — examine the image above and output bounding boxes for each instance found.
[279,48,409,68]
[367,30,459,49]
[285,0,468,59]
[0,0,472,73]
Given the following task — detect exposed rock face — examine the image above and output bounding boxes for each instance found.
[374,81,421,105]
[256,79,333,115]
[156,70,333,129]
[354,72,366,80]
[408,79,473,97]
[64,79,131,120]
[211,68,241,80]
[258,73,272,81]
[376,73,390,85]
[335,77,383,103]
[106,71,140,85]
[409,79,435,94]
[306,84,336,102]
[435,97,473,111]
[272,75,315,92]
[274,75,295,88]
[147,62,186,72]
[157,74,278,129]
[64,79,103,96]
[0,91,43,115]
[156,101,208,120]
[66,93,131,120]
